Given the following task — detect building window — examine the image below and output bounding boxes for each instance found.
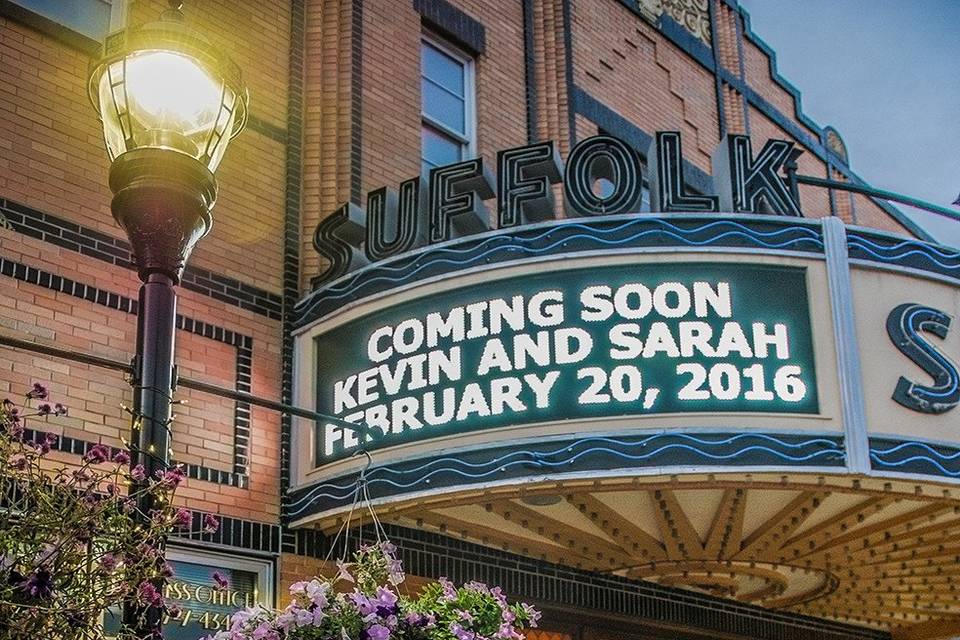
[7,0,125,42]
[421,35,475,176]
[103,546,274,637]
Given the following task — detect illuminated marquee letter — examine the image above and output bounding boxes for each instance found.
[429,158,495,243]
[647,131,719,212]
[365,177,427,261]
[886,303,960,414]
[497,141,563,228]
[564,135,643,216]
[311,203,368,286]
[712,134,802,216]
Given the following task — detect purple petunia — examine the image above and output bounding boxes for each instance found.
[83,443,111,464]
[364,624,391,640]
[22,568,55,599]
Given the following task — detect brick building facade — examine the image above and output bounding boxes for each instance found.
[0,1,949,639]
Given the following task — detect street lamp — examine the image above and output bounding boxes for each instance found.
[88,1,247,636]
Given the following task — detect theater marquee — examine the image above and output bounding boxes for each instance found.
[313,262,818,463]
[289,134,960,540]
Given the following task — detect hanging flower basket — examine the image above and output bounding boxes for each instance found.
[211,541,539,640]
[209,459,540,640]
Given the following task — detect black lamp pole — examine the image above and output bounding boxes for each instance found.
[112,150,215,636]
[88,0,247,633]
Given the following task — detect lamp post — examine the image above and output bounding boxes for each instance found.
[87,2,247,636]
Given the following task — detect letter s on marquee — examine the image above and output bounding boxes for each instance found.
[311,203,369,286]
[886,303,960,414]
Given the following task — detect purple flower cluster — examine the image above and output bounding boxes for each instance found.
[156,465,186,490]
[83,444,111,464]
[1,383,188,638]
[209,541,538,640]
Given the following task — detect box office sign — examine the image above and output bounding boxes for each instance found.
[315,262,818,463]
[105,552,270,638]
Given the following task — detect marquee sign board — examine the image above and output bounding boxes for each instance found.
[313,262,818,463]
[290,212,960,528]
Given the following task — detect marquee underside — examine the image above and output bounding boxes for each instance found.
[302,471,960,631]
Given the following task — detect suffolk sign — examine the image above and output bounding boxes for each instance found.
[314,262,817,463]
[312,132,804,285]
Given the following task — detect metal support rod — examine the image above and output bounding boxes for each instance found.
[794,174,960,223]
[123,272,178,636]
[0,332,367,434]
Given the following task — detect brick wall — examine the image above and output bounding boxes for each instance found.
[571,0,719,173]
[0,0,287,529]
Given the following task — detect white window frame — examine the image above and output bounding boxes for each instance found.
[420,32,477,166]
[109,0,128,32]
[8,0,127,40]
[165,546,275,608]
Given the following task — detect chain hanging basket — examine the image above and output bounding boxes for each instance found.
[207,452,541,640]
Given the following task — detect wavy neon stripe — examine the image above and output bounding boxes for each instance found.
[296,219,822,318]
[316,218,820,294]
[288,444,841,511]
[848,236,960,260]
[870,453,960,477]
[307,433,840,490]
[289,434,838,504]
[848,240,960,271]
[287,434,842,516]
[315,219,820,294]
[871,441,960,460]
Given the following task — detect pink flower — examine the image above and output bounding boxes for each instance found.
[100,554,119,573]
[138,582,163,607]
[8,454,27,471]
[37,432,57,454]
[212,571,229,590]
[27,382,48,400]
[83,444,110,464]
[173,508,192,528]
[202,513,220,533]
[156,465,186,490]
[112,450,130,465]
[130,464,146,481]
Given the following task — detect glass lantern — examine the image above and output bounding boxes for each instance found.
[88,10,248,174]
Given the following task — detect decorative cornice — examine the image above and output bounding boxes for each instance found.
[286,432,845,520]
[294,215,825,328]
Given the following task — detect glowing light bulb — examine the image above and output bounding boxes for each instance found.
[125,50,221,134]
